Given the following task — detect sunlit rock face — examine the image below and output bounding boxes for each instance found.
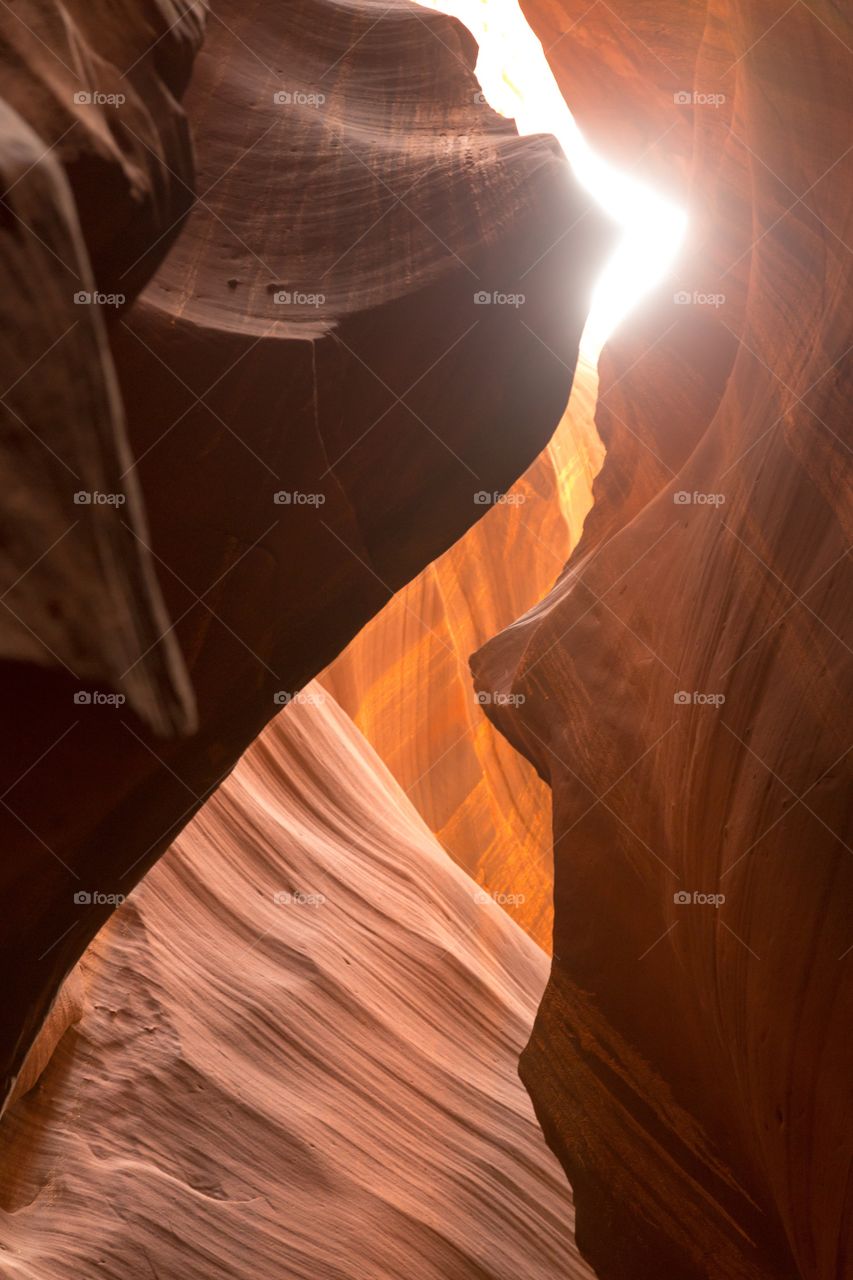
[0,1,609,1111]
[475,3,853,1278]
[514,0,707,196]
[0,687,593,1280]
[324,357,602,950]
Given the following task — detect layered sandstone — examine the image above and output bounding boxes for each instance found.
[0,0,204,734]
[0,687,592,1280]
[0,0,608,1112]
[475,2,853,1277]
[325,356,603,950]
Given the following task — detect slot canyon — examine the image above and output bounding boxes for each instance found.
[0,1,850,1278]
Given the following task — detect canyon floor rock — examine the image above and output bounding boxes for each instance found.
[0,687,592,1280]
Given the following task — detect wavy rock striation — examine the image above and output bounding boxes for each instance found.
[475,2,853,1277]
[324,355,603,950]
[0,686,592,1280]
[0,0,610,1111]
[0,0,205,733]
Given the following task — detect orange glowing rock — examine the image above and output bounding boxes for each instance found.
[324,357,602,950]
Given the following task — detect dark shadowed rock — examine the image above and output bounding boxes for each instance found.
[0,0,610,1114]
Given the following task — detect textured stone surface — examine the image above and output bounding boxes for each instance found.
[0,0,205,733]
[0,0,204,292]
[324,356,603,950]
[0,687,593,1280]
[475,2,853,1277]
[0,0,608,1117]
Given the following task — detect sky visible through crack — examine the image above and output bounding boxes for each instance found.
[417,0,687,358]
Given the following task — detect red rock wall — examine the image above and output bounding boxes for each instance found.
[474,3,853,1277]
[324,357,603,951]
[0,0,609,1117]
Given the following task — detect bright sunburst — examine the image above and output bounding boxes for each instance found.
[417,0,687,359]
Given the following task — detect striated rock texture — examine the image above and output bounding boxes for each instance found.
[0,0,205,733]
[324,356,603,950]
[515,0,708,195]
[0,0,204,292]
[0,0,609,1111]
[0,686,593,1280]
[475,2,853,1278]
